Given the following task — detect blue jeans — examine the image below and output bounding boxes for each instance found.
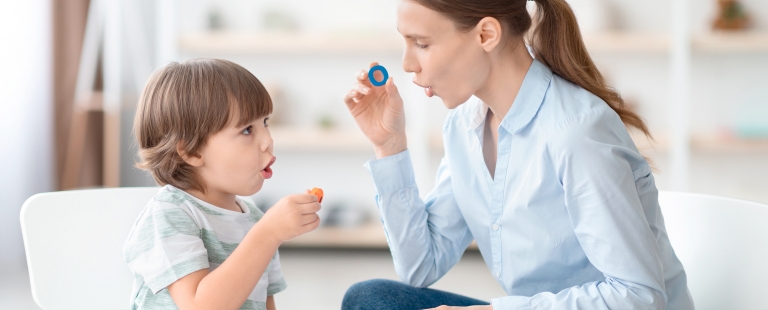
[342,279,490,310]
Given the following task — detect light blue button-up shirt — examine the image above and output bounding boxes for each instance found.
[364,59,694,309]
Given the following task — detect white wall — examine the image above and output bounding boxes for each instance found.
[0,1,54,273]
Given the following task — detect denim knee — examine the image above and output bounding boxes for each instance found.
[342,279,404,310]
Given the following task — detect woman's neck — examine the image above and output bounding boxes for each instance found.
[475,42,534,123]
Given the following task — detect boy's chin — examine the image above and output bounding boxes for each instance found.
[244,183,264,196]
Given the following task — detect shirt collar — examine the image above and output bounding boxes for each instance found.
[465,59,552,134]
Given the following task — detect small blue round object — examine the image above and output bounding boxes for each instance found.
[368,65,389,87]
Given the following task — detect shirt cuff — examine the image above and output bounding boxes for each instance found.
[491,295,531,310]
[363,149,416,195]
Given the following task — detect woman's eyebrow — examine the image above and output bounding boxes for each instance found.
[397,28,429,40]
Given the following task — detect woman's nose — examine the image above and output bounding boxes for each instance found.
[401,48,420,73]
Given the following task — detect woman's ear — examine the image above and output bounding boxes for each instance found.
[176,142,204,167]
[476,16,503,52]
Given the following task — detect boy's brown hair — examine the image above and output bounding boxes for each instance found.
[134,59,272,193]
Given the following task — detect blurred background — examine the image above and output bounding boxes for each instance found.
[1,0,766,309]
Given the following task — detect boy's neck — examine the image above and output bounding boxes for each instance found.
[185,187,242,213]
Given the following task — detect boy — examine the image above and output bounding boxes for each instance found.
[124,59,321,309]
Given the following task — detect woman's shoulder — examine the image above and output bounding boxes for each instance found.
[536,74,616,129]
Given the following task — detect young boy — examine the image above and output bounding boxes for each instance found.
[123,59,321,310]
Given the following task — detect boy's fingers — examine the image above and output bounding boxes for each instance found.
[301,213,320,226]
[300,202,321,214]
[302,216,321,230]
[291,193,318,204]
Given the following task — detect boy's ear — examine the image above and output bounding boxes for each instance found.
[176,142,204,167]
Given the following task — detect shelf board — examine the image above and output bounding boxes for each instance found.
[693,32,768,54]
[282,220,479,250]
[581,32,768,54]
[179,31,768,55]
[179,32,404,55]
[269,126,372,152]
[584,32,670,54]
[632,132,768,154]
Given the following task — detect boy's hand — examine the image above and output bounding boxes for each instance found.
[262,194,321,243]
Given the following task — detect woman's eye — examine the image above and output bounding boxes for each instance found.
[242,126,253,135]
[415,42,428,49]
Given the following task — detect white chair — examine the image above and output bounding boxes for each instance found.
[659,191,768,310]
[20,187,160,310]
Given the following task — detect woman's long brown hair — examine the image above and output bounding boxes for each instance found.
[410,0,651,139]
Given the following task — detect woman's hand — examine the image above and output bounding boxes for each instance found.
[424,306,493,310]
[343,62,407,158]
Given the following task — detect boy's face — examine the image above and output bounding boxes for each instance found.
[195,116,275,197]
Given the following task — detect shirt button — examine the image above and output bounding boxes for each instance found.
[492,224,500,231]
[496,271,501,278]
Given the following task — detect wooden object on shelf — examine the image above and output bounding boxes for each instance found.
[713,0,750,31]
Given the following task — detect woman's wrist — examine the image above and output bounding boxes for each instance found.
[374,135,407,159]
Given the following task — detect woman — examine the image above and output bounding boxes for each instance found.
[341,0,693,309]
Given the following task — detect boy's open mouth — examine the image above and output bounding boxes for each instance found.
[261,157,276,179]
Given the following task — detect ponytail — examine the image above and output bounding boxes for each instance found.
[411,0,652,140]
[530,0,651,138]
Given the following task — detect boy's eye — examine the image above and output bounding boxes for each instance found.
[242,125,253,135]
[263,117,270,127]
[414,42,428,49]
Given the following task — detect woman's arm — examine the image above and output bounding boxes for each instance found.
[367,151,473,287]
[344,64,472,287]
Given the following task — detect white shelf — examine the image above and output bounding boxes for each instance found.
[270,126,372,152]
[581,32,768,54]
[584,32,670,54]
[693,32,768,54]
[179,31,768,55]
[632,132,768,154]
[282,220,479,250]
[178,32,404,55]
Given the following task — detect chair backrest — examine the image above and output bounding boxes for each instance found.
[659,191,768,310]
[20,187,160,310]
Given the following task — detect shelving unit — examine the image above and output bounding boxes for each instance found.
[179,31,768,55]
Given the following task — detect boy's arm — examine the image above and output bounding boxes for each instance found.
[167,194,319,310]
[266,295,276,310]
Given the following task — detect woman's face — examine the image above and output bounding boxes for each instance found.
[397,0,492,109]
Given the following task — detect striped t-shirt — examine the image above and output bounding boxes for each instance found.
[123,185,286,310]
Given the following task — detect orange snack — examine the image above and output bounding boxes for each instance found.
[310,187,324,203]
